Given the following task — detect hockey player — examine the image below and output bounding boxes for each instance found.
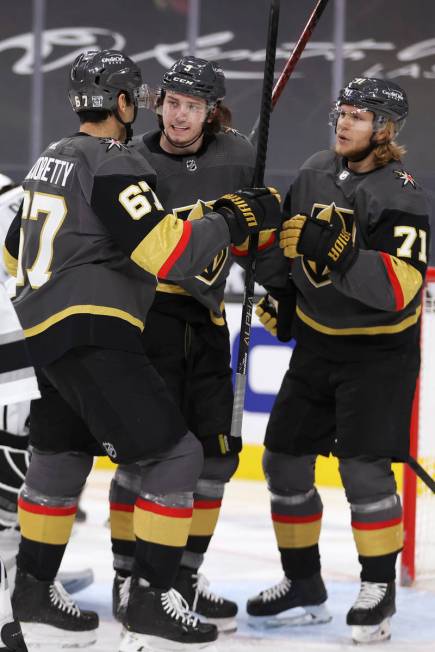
[0,175,93,600]
[0,175,37,652]
[109,56,286,635]
[3,49,281,650]
[247,78,430,644]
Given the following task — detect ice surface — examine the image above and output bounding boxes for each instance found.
[61,472,435,652]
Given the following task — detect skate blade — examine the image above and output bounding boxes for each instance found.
[119,629,217,651]
[200,616,237,634]
[21,622,97,648]
[58,568,95,595]
[351,618,392,644]
[248,603,332,629]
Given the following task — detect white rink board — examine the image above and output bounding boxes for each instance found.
[419,307,435,457]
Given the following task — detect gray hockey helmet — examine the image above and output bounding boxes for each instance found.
[68,49,144,113]
[161,56,226,104]
[333,77,408,133]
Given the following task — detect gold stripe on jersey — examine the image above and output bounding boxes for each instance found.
[110,510,135,542]
[24,305,144,337]
[388,256,423,307]
[352,523,403,557]
[130,213,184,275]
[2,245,18,277]
[156,282,190,295]
[296,304,421,336]
[19,508,75,545]
[273,519,322,549]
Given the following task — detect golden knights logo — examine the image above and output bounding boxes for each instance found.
[174,199,228,285]
[302,203,355,287]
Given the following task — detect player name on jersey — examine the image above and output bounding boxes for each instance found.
[25,156,75,188]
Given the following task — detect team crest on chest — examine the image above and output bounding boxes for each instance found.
[302,202,355,288]
[173,199,228,284]
[394,169,416,188]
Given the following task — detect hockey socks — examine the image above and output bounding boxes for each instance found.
[17,485,78,581]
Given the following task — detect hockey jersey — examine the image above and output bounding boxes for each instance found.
[135,128,285,319]
[4,133,231,366]
[285,150,431,360]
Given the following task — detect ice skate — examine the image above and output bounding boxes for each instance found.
[247,573,332,628]
[347,581,396,644]
[119,576,217,651]
[12,570,98,648]
[113,572,131,622]
[174,566,237,633]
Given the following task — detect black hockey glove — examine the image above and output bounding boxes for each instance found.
[214,187,281,246]
[281,212,358,274]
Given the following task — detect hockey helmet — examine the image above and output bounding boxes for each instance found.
[161,56,226,104]
[68,49,148,113]
[331,77,408,133]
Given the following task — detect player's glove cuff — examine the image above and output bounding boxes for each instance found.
[215,187,281,246]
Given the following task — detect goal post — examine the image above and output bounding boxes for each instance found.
[401,266,435,587]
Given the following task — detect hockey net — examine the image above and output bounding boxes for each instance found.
[401,266,435,588]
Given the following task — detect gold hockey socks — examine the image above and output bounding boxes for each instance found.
[17,485,77,580]
[134,492,193,589]
[271,489,323,579]
[351,494,403,581]
[182,479,224,568]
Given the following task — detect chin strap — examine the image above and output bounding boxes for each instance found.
[346,133,389,163]
[162,128,204,150]
[113,105,138,144]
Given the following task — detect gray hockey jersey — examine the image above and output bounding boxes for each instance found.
[285,150,431,359]
[5,133,231,365]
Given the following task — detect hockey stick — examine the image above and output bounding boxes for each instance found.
[230,0,280,439]
[249,0,331,144]
[407,455,435,494]
[231,0,330,438]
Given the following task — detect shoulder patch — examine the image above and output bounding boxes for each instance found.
[393,169,417,189]
[99,138,129,152]
[223,127,244,138]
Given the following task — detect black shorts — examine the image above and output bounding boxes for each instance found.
[143,308,233,446]
[265,344,420,461]
[30,347,187,464]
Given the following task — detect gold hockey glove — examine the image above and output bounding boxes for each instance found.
[281,212,358,274]
[255,295,277,337]
[280,214,307,259]
[214,187,281,246]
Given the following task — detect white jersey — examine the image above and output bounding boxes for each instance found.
[0,186,23,284]
[0,185,39,413]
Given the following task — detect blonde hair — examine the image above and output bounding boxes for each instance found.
[373,120,407,168]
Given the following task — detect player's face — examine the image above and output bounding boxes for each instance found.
[162,91,208,146]
[335,104,375,159]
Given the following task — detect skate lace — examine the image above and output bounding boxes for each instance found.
[353,582,388,610]
[192,573,224,610]
[161,588,199,627]
[49,581,81,617]
[119,575,131,609]
[260,576,292,603]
